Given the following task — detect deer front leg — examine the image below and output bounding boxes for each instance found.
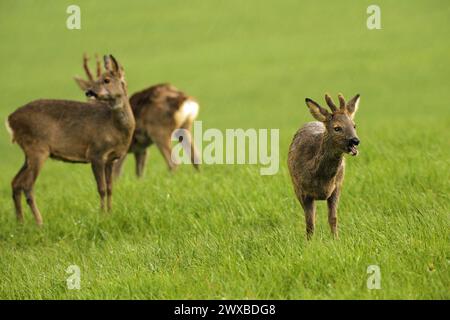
[105,161,114,212]
[301,195,316,240]
[327,187,341,239]
[91,161,106,211]
[134,149,148,178]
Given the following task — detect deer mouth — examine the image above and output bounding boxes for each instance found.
[347,145,358,156]
[85,90,98,98]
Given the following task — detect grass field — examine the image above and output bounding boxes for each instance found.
[0,0,448,299]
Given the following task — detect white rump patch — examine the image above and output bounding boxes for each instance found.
[175,99,199,126]
[5,118,14,142]
[180,99,199,120]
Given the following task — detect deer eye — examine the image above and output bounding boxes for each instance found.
[334,127,342,132]
[354,124,357,129]
[104,78,110,84]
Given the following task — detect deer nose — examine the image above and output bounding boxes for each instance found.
[349,137,360,146]
[85,90,97,98]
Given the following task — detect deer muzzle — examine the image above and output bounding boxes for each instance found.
[85,90,98,98]
[347,137,360,156]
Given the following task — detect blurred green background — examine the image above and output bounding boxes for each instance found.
[0,0,448,299]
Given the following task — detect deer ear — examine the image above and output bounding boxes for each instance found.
[119,65,125,80]
[117,65,125,82]
[103,55,112,71]
[74,77,91,91]
[109,55,125,80]
[346,94,360,119]
[109,55,119,72]
[305,98,330,122]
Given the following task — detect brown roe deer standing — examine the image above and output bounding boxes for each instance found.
[75,54,200,178]
[288,93,360,239]
[6,55,135,225]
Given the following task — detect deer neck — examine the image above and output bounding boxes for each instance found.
[110,96,135,132]
[313,132,343,179]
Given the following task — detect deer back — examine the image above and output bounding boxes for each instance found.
[130,83,198,131]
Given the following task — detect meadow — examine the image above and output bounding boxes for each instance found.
[0,0,448,299]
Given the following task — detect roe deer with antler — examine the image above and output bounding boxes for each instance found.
[6,55,134,225]
[75,54,200,178]
[288,93,361,239]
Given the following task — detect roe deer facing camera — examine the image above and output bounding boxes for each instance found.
[6,55,135,225]
[75,54,200,178]
[288,93,360,239]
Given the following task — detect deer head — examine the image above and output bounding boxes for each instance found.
[74,54,127,102]
[305,93,360,156]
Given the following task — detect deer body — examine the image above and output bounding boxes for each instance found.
[120,83,200,177]
[289,121,345,200]
[8,55,133,225]
[75,55,200,177]
[288,94,361,239]
[9,100,133,163]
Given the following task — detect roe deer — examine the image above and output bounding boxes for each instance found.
[288,93,360,239]
[75,54,200,178]
[7,55,135,225]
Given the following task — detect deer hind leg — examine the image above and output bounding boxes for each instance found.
[154,134,177,171]
[180,121,200,171]
[113,155,126,179]
[105,161,115,212]
[91,160,106,211]
[327,187,341,239]
[11,162,28,223]
[134,149,148,178]
[24,189,43,226]
[300,195,316,240]
[12,152,48,226]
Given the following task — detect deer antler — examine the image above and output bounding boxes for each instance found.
[83,53,94,81]
[338,93,346,110]
[325,93,338,112]
[95,54,102,78]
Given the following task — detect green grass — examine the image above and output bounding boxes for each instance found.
[0,0,449,299]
